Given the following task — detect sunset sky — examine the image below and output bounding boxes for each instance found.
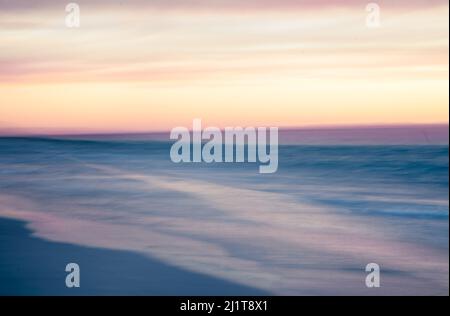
[0,0,448,133]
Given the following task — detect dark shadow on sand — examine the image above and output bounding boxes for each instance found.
[0,218,269,295]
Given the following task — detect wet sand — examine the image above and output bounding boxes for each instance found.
[0,217,269,295]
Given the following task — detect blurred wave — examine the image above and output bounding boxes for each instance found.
[0,137,448,294]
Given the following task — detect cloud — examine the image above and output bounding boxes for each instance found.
[0,0,447,12]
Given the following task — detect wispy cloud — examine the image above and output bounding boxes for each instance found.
[1,0,448,11]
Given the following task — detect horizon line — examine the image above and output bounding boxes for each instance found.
[0,122,448,138]
[0,122,448,137]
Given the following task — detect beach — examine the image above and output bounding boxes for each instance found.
[0,217,268,295]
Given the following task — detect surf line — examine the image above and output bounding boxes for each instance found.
[170,119,278,174]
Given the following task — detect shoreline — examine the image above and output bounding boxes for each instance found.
[0,217,269,295]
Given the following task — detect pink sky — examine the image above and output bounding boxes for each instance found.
[0,0,448,133]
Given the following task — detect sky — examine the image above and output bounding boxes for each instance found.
[0,0,448,133]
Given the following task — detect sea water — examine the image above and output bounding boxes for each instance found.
[0,137,448,295]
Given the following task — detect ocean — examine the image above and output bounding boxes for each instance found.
[0,137,448,295]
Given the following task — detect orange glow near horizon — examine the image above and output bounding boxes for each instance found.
[0,2,448,133]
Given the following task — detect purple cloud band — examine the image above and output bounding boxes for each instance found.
[0,0,447,12]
